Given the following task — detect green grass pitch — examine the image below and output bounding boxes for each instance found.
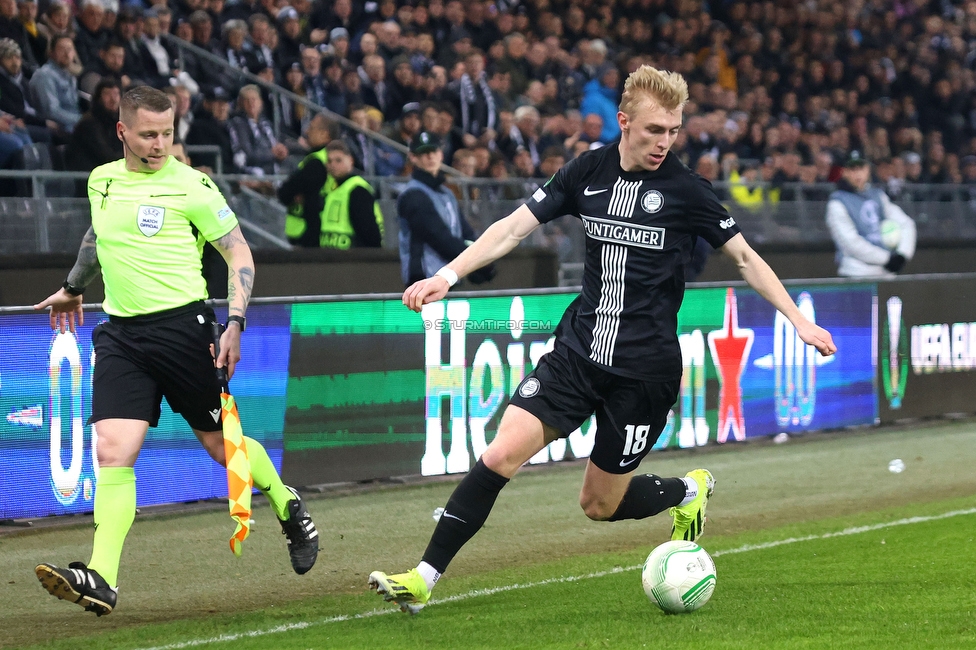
[2,420,976,649]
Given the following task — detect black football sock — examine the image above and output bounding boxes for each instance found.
[421,458,510,573]
[607,474,686,521]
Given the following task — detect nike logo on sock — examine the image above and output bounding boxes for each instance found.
[583,186,608,196]
[441,512,467,523]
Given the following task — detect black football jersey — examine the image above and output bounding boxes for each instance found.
[527,144,741,380]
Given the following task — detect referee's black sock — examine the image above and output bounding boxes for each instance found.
[421,458,510,574]
[607,474,686,521]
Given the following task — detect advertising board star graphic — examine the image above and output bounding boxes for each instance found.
[707,288,754,443]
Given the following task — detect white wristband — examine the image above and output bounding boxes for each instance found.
[435,267,459,287]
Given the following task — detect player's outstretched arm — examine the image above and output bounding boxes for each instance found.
[720,233,837,357]
[210,225,254,379]
[34,226,99,333]
[402,204,541,312]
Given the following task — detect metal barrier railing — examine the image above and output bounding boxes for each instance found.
[2,172,973,256]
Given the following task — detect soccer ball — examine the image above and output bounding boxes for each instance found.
[879,219,901,250]
[641,540,716,614]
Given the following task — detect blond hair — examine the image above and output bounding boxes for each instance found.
[619,65,689,116]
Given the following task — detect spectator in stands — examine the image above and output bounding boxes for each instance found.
[498,105,542,167]
[826,151,917,279]
[448,48,496,148]
[73,0,108,68]
[186,85,234,174]
[279,112,336,247]
[65,77,121,186]
[274,6,302,72]
[397,130,494,286]
[163,84,192,143]
[139,8,186,91]
[358,53,390,116]
[0,0,35,76]
[114,10,148,87]
[37,1,72,45]
[385,55,420,122]
[228,83,288,175]
[244,14,275,75]
[218,18,250,73]
[80,39,130,97]
[16,0,44,68]
[279,62,307,137]
[297,45,324,105]
[29,34,80,135]
[320,55,346,117]
[181,10,222,95]
[0,38,48,142]
[319,139,384,249]
[580,63,620,143]
[364,105,405,176]
[385,101,422,151]
[327,27,351,69]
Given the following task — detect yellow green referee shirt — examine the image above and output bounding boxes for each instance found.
[88,156,239,317]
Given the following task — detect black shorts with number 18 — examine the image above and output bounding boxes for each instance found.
[508,341,679,474]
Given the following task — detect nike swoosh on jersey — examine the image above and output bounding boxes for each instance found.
[583,186,608,196]
[619,456,641,468]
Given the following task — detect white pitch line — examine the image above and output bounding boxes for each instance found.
[137,507,976,650]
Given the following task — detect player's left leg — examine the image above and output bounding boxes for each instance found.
[194,428,318,574]
[583,377,712,537]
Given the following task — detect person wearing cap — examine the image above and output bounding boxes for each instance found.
[384,101,422,150]
[0,37,48,142]
[397,130,495,286]
[185,85,235,173]
[274,6,302,72]
[278,112,338,247]
[825,150,916,278]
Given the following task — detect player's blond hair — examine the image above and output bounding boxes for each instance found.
[619,65,689,116]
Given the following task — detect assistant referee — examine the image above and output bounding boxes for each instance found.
[33,86,319,616]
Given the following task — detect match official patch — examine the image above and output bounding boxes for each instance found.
[137,205,165,237]
[217,206,234,221]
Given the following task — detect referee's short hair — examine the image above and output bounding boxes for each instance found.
[619,65,689,116]
[121,86,174,125]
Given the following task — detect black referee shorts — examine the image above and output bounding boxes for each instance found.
[508,342,679,475]
[89,301,223,432]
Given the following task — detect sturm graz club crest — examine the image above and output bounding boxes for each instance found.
[518,377,540,398]
[640,190,664,214]
[881,296,909,409]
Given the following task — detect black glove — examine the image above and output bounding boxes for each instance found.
[884,252,906,273]
[468,263,497,285]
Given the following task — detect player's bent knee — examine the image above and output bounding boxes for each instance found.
[579,494,617,521]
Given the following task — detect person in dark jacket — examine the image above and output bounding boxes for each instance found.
[64,77,121,194]
[397,131,495,286]
[0,37,48,142]
[0,0,36,76]
[185,85,235,173]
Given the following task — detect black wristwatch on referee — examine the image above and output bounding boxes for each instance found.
[62,280,85,296]
[227,315,246,332]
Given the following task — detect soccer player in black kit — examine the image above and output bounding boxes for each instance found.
[369,66,837,614]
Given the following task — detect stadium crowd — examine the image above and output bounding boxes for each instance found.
[0,0,974,196]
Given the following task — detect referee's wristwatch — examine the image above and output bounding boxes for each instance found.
[226,315,246,332]
[62,280,85,296]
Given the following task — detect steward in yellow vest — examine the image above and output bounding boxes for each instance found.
[321,140,383,249]
[277,114,335,247]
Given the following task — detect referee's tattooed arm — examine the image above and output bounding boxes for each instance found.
[211,225,254,318]
[67,226,100,290]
